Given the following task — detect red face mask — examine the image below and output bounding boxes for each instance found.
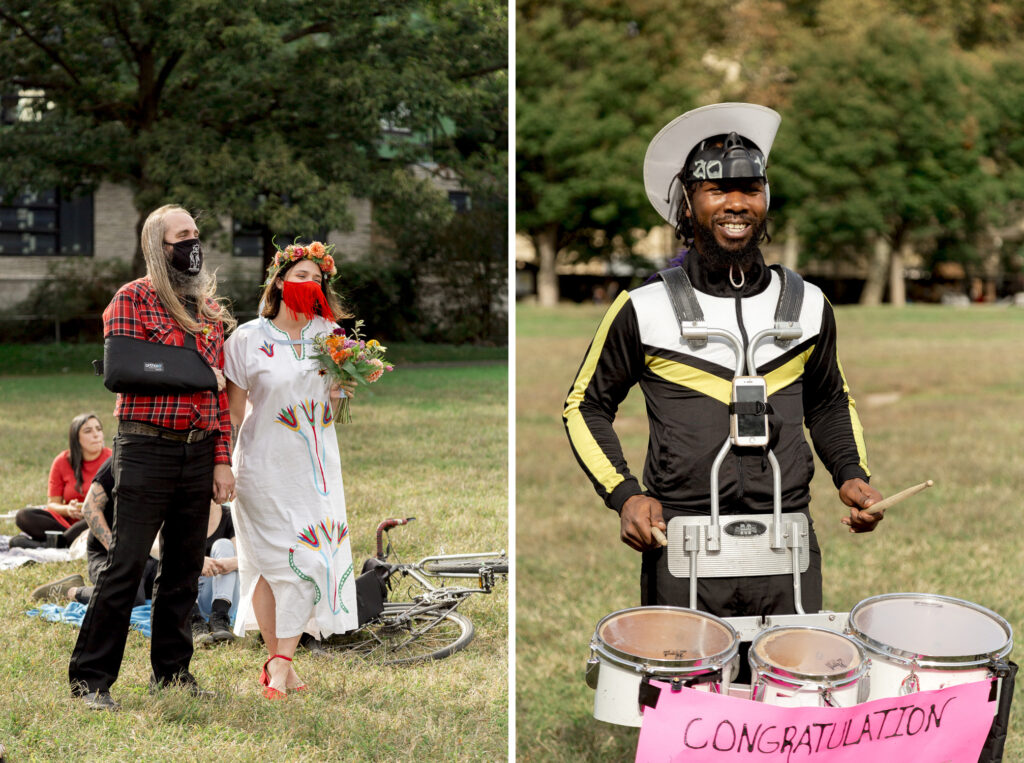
[281,279,335,321]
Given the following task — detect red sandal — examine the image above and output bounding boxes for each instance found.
[260,654,292,700]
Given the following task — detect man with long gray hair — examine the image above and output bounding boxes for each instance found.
[69,204,236,710]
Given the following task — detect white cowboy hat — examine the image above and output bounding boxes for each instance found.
[643,102,782,223]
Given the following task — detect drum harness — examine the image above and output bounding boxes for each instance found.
[586,264,813,709]
[658,263,813,618]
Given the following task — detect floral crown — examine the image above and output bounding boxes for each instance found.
[265,240,337,284]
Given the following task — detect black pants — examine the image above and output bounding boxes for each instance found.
[68,432,214,694]
[15,509,87,547]
[640,507,823,616]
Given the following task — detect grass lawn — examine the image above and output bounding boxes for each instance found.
[0,341,507,376]
[516,302,1024,761]
[0,351,508,761]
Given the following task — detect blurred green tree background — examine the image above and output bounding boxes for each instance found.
[0,0,507,343]
[517,0,1024,305]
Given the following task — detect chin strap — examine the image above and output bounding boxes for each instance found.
[729,264,745,289]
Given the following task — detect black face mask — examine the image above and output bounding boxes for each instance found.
[165,238,204,274]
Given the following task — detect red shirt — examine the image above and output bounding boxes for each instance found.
[48,447,113,503]
[103,277,232,465]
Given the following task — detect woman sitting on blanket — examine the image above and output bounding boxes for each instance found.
[11,412,111,549]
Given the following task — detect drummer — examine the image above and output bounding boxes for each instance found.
[563,102,884,619]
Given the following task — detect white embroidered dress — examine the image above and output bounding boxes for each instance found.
[224,315,358,638]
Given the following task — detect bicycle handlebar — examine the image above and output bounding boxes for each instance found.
[375,517,417,559]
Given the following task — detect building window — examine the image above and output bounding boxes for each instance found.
[232,221,263,258]
[448,191,471,213]
[232,220,329,257]
[0,188,93,256]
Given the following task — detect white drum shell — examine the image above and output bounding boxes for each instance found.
[755,675,867,708]
[749,626,870,709]
[848,593,1013,711]
[863,658,990,702]
[588,606,740,727]
[591,653,739,727]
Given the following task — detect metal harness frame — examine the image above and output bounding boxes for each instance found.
[657,264,808,612]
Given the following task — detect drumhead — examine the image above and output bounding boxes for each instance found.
[751,626,865,684]
[593,606,738,674]
[849,593,1013,668]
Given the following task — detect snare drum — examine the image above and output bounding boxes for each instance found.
[847,593,1013,703]
[586,606,740,726]
[749,626,869,707]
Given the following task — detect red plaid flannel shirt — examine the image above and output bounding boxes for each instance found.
[103,277,232,465]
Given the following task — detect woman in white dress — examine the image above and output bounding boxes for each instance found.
[224,242,359,699]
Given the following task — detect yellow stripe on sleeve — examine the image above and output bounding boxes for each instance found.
[837,356,870,477]
[563,291,632,495]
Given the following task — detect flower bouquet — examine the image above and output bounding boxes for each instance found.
[310,320,394,423]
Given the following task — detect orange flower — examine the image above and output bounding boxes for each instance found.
[308,241,326,257]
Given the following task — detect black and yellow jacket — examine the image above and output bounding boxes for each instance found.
[563,252,870,514]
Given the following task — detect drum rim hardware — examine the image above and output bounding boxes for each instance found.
[848,592,1013,671]
[589,605,740,675]
[749,625,871,698]
[586,605,742,726]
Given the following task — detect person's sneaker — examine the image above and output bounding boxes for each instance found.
[80,690,120,711]
[208,610,236,643]
[191,613,214,646]
[30,574,84,601]
[9,534,44,550]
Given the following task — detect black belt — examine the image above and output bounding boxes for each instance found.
[119,420,214,443]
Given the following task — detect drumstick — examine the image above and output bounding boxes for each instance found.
[651,526,669,547]
[863,480,934,515]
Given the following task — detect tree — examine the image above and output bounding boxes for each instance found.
[770,16,997,304]
[0,0,506,276]
[516,1,696,306]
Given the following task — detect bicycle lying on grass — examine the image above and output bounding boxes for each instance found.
[322,518,508,664]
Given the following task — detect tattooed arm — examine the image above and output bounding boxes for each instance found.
[81,481,113,551]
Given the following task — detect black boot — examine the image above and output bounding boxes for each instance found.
[208,599,236,643]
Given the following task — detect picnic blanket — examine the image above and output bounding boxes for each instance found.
[0,534,76,570]
[26,601,153,638]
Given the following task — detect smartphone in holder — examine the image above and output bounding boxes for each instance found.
[730,376,769,447]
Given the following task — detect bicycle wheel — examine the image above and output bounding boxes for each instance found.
[324,603,475,664]
[422,559,509,576]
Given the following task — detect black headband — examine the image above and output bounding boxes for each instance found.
[683,132,767,184]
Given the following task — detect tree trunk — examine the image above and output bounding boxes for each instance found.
[889,242,908,307]
[860,235,891,306]
[535,224,560,307]
[781,218,799,271]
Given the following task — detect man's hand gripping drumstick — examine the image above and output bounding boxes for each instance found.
[621,494,668,551]
[840,478,933,533]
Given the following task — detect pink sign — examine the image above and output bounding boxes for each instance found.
[636,680,995,763]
